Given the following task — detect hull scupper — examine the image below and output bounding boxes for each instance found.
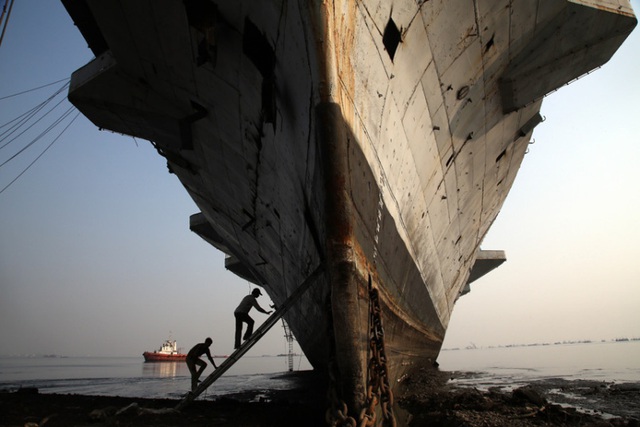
[63,0,636,418]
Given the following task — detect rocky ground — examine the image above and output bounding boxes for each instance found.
[1,368,638,426]
[397,367,640,426]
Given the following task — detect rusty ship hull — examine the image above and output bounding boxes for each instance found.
[62,0,636,413]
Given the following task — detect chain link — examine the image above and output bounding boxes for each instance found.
[326,283,397,427]
[326,360,358,426]
[359,286,396,427]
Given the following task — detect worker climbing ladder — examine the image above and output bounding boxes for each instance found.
[175,264,324,411]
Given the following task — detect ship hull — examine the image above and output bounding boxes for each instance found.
[62,0,635,416]
[143,352,187,363]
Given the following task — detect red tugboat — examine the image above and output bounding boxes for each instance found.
[143,339,186,362]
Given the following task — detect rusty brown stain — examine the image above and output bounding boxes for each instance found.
[307,0,333,103]
[332,0,357,119]
[308,0,358,107]
[311,1,359,246]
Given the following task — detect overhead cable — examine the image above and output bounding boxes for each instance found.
[0,77,70,101]
[0,91,70,150]
[0,77,81,195]
[0,111,81,195]
[0,81,70,140]
[0,0,15,48]
[0,105,76,168]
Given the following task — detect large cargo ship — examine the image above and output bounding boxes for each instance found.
[61,0,636,420]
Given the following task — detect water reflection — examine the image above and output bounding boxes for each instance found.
[142,361,188,378]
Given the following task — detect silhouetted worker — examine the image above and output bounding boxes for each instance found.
[186,337,217,391]
[234,288,272,349]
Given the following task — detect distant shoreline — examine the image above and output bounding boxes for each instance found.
[3,337,637,359]
[442,336,640,351]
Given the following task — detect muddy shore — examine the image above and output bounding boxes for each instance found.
[1,368,638,426]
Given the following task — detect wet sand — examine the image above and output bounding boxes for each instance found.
[2,368,638,426]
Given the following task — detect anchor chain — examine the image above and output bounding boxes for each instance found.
[359,286,396,427]
[325,287,357,427]
[326,359,357,427]
[326,283,396,426]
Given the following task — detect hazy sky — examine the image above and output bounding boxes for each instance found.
[1,1,638,360]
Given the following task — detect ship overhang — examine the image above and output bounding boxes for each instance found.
[190,212,261,285]
[499,1,637,113]
[459,250,507,296]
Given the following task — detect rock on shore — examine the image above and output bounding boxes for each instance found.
[397,367,640,426]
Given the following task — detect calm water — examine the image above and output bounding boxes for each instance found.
[437,340,640,390]
[1,341,637,400]
[0,354,313,400]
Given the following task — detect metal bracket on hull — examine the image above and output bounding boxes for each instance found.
[175,264,324,411]
[459,250,506,297]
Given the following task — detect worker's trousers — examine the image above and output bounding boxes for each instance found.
[234,312,254,348]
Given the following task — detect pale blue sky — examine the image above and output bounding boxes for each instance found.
[1,1,638,360]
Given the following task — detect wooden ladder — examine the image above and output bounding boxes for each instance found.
[175,264,323,411]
